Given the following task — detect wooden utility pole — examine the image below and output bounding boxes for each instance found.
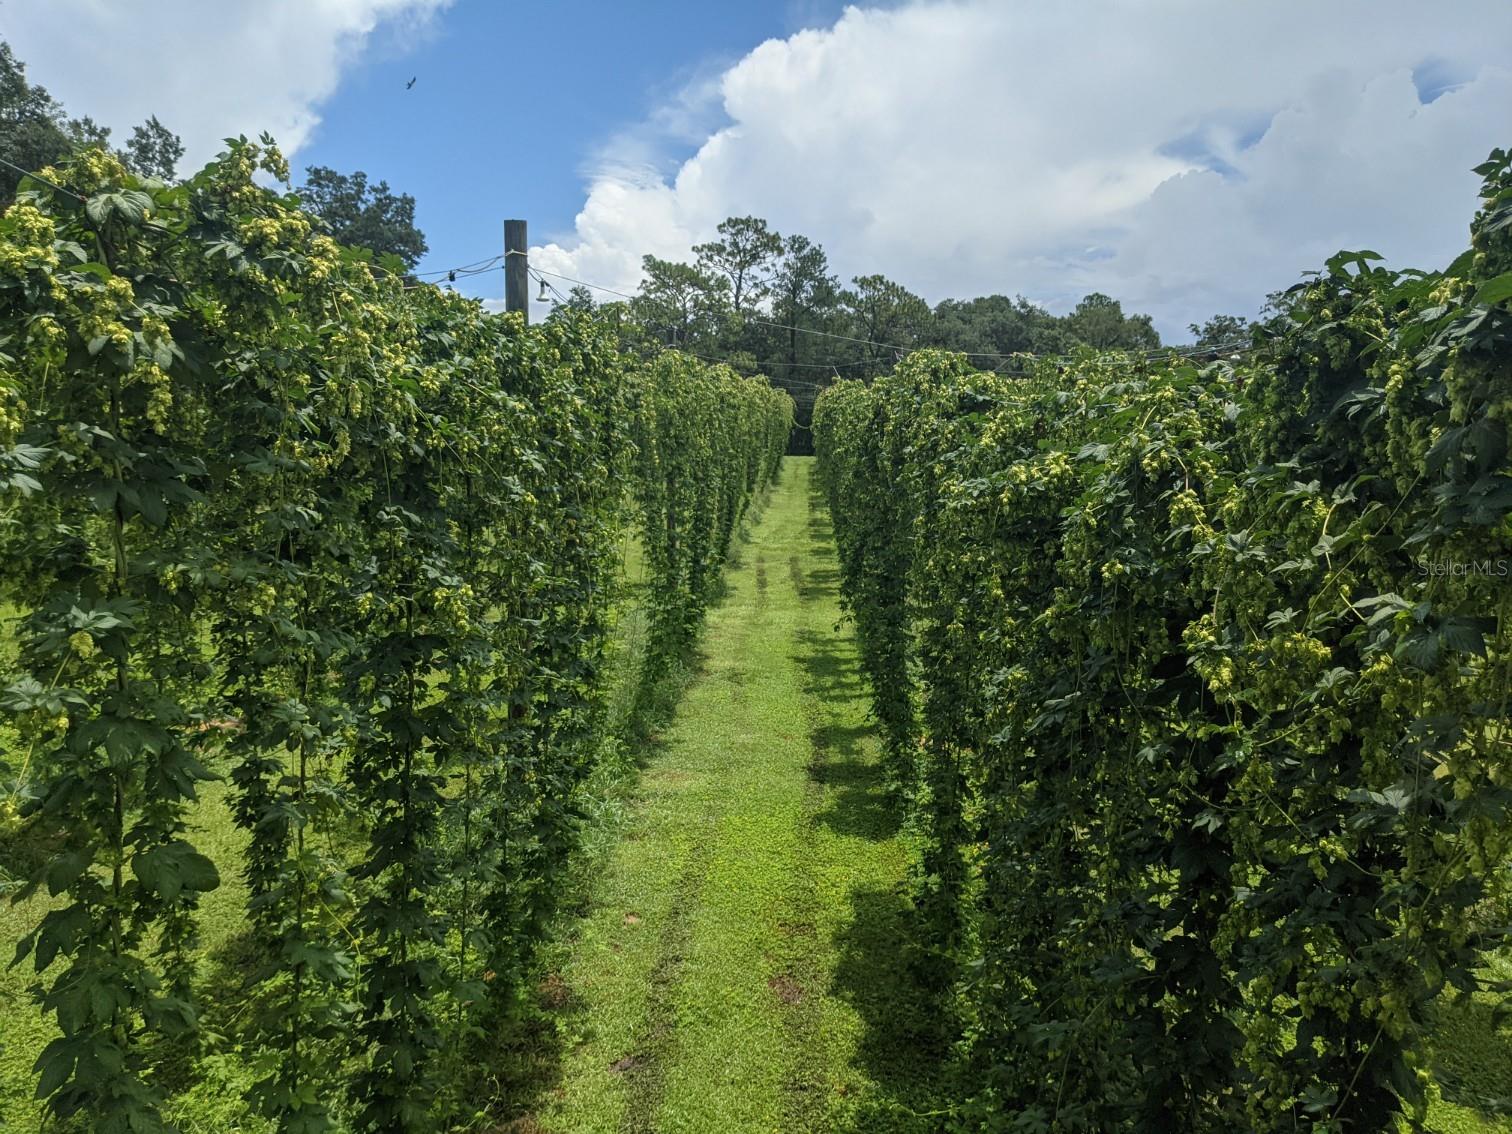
[504,218,528,321]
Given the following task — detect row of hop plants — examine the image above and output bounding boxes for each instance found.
[814,149,1512,1132]
[631,349,790,701]
[0,141,790,1134]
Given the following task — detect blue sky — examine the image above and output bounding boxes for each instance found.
[7,1,1512,339]
[295,2,854,297]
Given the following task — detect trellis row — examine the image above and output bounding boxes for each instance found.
[815,149,1512,1132]
[0,141,790,1133]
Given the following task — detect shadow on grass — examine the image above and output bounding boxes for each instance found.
[793,627,897,843]
[805,482,835,540]
[828,886,952,1132]
[792,628,865,705]
[793,652,885,841]
[1431,989,1512,1119]
[802,731,947,1120]
[621,609,715,755]
[800,711,948,1129]
[795,478,845,599]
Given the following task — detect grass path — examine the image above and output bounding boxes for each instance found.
[537,457,937,1134]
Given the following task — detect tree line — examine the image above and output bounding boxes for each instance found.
[569,216,1249,450]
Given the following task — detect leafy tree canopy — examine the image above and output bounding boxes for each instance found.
[1065,291,1162,351]
[0,40,183,201]
[630,254,729,346]
[694,215,784,314]
[123,115,184,181]
[1189,312,1251,348]
[927,294,1077,357]
[841,273,932,366]
[298,165,429,269]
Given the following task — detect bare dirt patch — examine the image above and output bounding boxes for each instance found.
[538,971,571,1010]
[768,973,804,1005]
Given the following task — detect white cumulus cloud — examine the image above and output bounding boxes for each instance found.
[531,0,1512,340]
[2,0,450,168]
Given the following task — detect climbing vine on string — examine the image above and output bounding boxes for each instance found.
[815,148,1512,1132]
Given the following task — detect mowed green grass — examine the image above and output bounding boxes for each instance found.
[536,458,941,1133]
[1423,947,1512,1132]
